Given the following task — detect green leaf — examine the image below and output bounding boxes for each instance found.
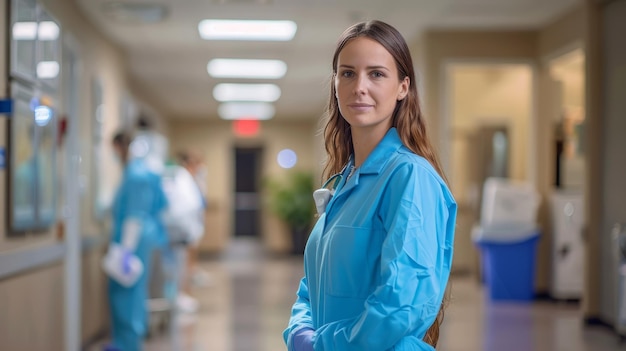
[265,171,316,230]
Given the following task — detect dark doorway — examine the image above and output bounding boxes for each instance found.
[233,147,263,237]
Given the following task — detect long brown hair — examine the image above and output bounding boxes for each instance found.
[322,20,448,347]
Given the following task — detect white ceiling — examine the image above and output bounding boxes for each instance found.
[76,0,580,121]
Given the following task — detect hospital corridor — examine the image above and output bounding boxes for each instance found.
[2,0,626,351]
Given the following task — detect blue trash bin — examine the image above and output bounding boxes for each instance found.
[474,227,540,301]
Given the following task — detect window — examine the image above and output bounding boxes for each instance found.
[8,0,60,233]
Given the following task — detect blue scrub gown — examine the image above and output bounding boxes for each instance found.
[284,128,457,351]
[108,159,168,351]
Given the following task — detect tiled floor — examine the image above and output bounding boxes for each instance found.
[96,237,624,351]
[438,278,622,351]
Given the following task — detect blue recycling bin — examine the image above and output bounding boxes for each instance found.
[474,228,540,302]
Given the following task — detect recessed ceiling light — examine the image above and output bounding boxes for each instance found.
[198,19,297,41]
[213,83,281,102]
[207,58,287,79]
[218,102,275,120]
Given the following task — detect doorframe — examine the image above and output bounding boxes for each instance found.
[61,32,82,351]
[540,40,587,300]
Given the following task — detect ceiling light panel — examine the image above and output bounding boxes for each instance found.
[218,102,275,120]
[198,19,297,41]
[207,58,287,79]
[213,83,281,102]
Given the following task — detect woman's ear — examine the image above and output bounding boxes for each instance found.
[397,76,409,101]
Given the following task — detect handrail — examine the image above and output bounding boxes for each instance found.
[0,235,106,281]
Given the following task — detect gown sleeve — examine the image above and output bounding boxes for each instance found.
[313,163,456,351]
[284,276,315,350]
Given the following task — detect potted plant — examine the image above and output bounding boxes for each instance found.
[266,171,316,254]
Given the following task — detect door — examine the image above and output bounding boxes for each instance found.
[233,147,262,237]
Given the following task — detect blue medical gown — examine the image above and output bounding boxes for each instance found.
[284,128,457,351]
[108,159,168,351]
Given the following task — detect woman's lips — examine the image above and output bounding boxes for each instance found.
[348,103,373,112]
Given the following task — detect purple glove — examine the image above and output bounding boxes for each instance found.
[121,250,133,275]
[292,327,315,351]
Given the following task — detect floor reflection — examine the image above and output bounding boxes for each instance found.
[116,237,622,351]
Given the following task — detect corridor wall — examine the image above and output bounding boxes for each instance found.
[0,0,167,348]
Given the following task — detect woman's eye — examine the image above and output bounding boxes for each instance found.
[371,71,384,78]
[340,71,354,78]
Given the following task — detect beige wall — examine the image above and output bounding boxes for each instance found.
[81,248,109,342]
[597,0,626,325]
[0,263,64,350]
[536,3,586,203]
[168,119,320,254]
[581,0,603,321]
[420,30,538,278]
[550,50,585,114]
[420,30,537,149]
[447,65,533,275]
[449,64,533,197]
[536,5,588,297]
[538,3,585,59]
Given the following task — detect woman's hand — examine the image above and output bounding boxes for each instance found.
[292,327,315,351]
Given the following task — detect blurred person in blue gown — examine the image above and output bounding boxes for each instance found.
[283,20,457,351]
[105,130,168,351]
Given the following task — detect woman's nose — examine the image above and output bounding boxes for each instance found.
[353,74,367,95]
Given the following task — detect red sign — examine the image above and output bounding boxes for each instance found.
[233,119,260,137]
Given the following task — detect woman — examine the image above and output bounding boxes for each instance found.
[283,20,457,351]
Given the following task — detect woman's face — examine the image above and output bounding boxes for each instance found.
[334,37,408,134]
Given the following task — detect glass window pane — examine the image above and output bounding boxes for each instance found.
[10,84,58,231]
[11,0,38,79]
[37,10,60,89]
[35,97,57,226]
[11,85,37,230]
